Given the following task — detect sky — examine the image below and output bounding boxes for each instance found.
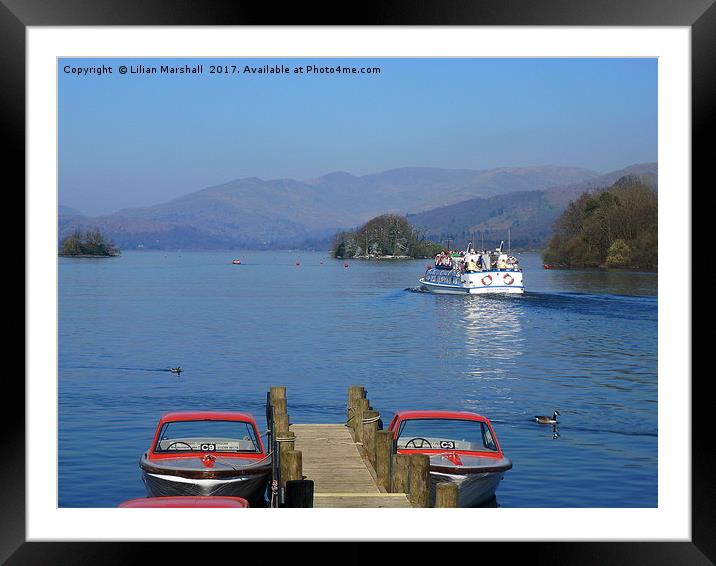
[58,58,657,216]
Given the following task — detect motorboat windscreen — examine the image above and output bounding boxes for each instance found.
[396,418,498,452]
[154,420,261,453]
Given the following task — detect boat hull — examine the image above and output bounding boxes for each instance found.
[427,453,512,507]
[419,270,525,295]
[429,470,504,507]
[139,453,271,507]
[142,470,269,505]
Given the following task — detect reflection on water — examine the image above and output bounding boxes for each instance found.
[433,295,525,390]
[59,250,657,508]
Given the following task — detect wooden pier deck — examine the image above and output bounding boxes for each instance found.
[291,424,412,508]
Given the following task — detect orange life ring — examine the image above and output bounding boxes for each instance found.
[503,273,515,285]
[481,274,493,286]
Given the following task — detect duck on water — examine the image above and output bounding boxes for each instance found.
[535,411,560,425]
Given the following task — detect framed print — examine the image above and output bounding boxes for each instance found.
[9,0,709,562]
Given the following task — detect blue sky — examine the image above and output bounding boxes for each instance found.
[59,58,657,215]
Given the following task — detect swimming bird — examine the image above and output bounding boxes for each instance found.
[170,366,182,374]
[535,410,559,424]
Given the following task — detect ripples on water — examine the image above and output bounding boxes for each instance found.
[59,251,657,507]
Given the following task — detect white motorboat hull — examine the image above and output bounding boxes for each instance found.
[142,470,269,504]
[419,269,524,295]
[429,470,504,507]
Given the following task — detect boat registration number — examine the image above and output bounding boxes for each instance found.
[439,441,455,449]
[200,443,216,451]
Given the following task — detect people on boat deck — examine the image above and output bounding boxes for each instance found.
[434,251,454,269]
[434,248,519,272]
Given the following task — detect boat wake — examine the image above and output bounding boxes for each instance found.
[405,286,430,293]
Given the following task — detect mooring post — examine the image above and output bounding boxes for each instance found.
[278,430,296,461]
[347,385,365,433]
[408,454,430,508]
[270,386,286,406]
[362,410,379,465]
[375,430,393,490]
[273,396,287,417]
[435,482,459,508]
[354,398,370,443]
[281,449,303,489]
[391,453,411,493]
[274,412,290,437]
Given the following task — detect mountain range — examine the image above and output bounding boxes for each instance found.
[59,163,657,250]
[407,163,658,249]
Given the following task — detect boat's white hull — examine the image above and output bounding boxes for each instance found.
[429,470,504,507]
[142,471,269,505]
[420,269,524,295]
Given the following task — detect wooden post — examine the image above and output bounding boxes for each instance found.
[273,396,287,417]
[375,430,393,490]
[274,412,289,436]
[408,454,430,508]
[354,398,370,443]
[391,453,411,494]
[270,386,286,405]
[278,430,295,461]
[347,385,365,433]
[435,482,459,508]
[362,410,379,466]
[281,449,302,489]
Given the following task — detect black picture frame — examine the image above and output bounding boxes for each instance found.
[9,0,706,562]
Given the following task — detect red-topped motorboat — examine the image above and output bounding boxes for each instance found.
[119,496,250,508]
[388,410,512,507]
[139,411,271,506]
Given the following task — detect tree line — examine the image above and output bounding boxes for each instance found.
[60,228,120,257]
[543,175,657,270]
[332,214,442,259]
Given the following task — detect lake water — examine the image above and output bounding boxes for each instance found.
[58,250,657,507]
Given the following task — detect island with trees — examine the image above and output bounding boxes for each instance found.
[332,214,442,259]
[542,175,657,270]
[59,228,120,257]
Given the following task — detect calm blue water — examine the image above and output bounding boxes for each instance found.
[58,251,657,507]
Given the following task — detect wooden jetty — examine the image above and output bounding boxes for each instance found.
[292,424,411,508]
[267,385,458,508]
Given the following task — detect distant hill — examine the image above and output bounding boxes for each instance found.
[406,163,657,250]
[58,205,84,217]
[58,164,608,250]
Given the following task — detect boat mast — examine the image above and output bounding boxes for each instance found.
[508,228,511,255]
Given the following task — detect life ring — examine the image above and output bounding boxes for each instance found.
[503,273,515,285]
[481,274,493,286]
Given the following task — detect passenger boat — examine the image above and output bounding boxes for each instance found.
[139,411,271,506]
[388,410,512,507]
[119,496,249,508]
[419,241,524,295]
